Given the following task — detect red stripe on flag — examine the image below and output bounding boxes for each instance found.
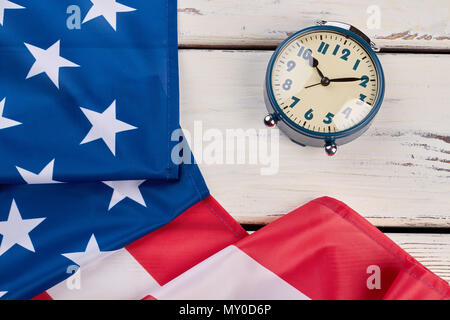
[236,197,450,300]
[32,291,53,300]
[34,196,247,300]
[125,195,247,286]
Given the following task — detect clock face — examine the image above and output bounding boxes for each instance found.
[270,30,381,134]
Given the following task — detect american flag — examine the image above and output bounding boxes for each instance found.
[0,0,210,299]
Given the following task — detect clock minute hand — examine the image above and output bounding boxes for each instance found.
[329,77,363,82]
[304,77,363,89]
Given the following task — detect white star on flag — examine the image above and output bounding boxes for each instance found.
[83,0,136,31]
[0,291,6,298]
[102,180,147,210]
[0,98,21,130]
[0,0,24,26]
[24,40,79,89]
[80,100,137,156]
[62,234,115,273]
[0,199,46,256]
[16,159,61,184]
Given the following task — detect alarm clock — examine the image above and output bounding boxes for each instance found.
[264,21,385,155]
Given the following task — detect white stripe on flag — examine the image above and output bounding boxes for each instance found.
[151,245,310,300]
[47,248,161,300]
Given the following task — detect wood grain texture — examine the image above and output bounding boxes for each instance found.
[179,50,450,227]
[178,0,450,51]
[387,233,450,282]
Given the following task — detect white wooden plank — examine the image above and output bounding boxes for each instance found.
[179,50,450,227]
[178,0,450,51]
[387,233,450,283]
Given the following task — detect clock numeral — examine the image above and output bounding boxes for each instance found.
[317,41,330,55]
[332,44,340,56]
[342,107,352,119]
[317,41,355,62]
[318,42,351,60]
[297,45,313,64]
[303,48,312,61]
[304,108,314,120]
[286,60,296,72]
[359,75,370,88]
[289,96,300,108]
[359,94,367,101]
[340,49,351,61]
[353,59,361,70]
[297,46,311,59]
[282,79,293,90]
[323,112,335,124]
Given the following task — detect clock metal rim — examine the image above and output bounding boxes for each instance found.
[265,25,385,141]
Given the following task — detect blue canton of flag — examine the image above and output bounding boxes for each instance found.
[0,0,180,183]
[0,0,210,299]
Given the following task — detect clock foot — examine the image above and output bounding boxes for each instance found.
[264,114,277,127]
[324,142,337,156]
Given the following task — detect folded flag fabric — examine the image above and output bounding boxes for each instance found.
[149,197,449,300]
[33,196,247,300]
[0,160,209,300]
[0,0,180,183]
[0,0,210,300]
[34,197,450,300]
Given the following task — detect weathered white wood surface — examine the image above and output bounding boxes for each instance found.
[178,0,450,51]
[179,50,450,227]
[387,233,450,282]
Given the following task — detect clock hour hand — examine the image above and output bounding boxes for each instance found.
[310,57,326,80]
